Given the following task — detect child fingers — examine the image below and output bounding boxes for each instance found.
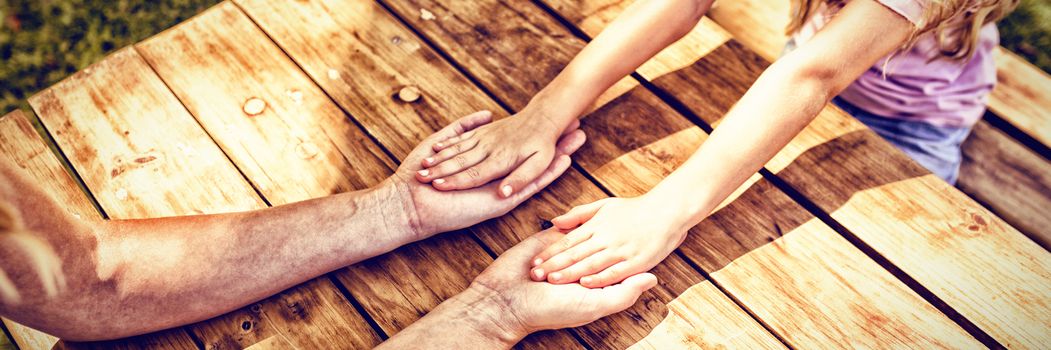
[551,198,612,230]
[546,250,623,284]
[580,260,638,288]
[417,149,488,184]
[432,130,476,152]
[531,229,593,268]
[534,241,604,283]
[431,157,511,191]
[497,152,551,198]
[422,136,480,168]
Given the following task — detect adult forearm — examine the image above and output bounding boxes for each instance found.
[3,178,415,341]
[648,59,834,230]
[528,0,712,126]
[376,285,522,349]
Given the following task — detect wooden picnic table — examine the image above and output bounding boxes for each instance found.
[1,0,1048,349]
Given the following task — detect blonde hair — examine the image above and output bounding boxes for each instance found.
[0,201,65,304]
[786,0,1019,61]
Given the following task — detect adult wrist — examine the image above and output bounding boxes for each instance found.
[451,283,530,346]
[373,176,426,244]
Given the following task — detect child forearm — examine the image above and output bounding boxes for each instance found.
[526,0,713,127]
[646,57,835,232]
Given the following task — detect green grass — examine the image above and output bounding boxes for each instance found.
[0,0,1048,121]
[0,0,220,119]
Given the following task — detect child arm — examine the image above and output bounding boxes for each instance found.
[418,0,714,196]
[532,0,917,287]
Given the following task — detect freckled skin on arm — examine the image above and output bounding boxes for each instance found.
[0,155,414,341]
[0,112,585,341]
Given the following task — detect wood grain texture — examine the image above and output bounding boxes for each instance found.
[0,110,71,350]
[707,0,1051,251]
[236,0,768,347]
[640,20,1051,349]
[36,43,379,350]
[28,46,250,350]
[542,2,987,348]
[136,2,505,348]
[959,121,1051,250]
[382,0,990,348]
[989,47,1051,149]
[628,282,786,350]
[714,219,980,349]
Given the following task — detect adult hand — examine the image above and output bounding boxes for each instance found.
[464,229,658,339]
[388,111,586,240]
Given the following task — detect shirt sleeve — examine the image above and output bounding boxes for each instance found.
[875,0,926,26]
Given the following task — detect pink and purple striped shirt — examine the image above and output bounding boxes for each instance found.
[791,0,998,127]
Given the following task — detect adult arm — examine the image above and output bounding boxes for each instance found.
[376,230,657,349]
[0,111,585,341]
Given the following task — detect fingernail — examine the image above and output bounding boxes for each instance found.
[417,169,429,177]
[501,185,513,197]
[434,178,445,185]
[425,157,434,164]
[581,276,592,285]
[532,258,543,266]
[532,268,544,280]
[549,272,562,282]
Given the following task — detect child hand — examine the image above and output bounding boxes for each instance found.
[529,196,689,288]
[415,108,578,197]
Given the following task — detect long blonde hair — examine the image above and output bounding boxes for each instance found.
[787,0,1019,61]
[0,201,65,304]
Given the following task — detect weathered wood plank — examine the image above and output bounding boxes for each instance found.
[382,0,986,348]
[135,2,498,348]
[989,47,1051,149]
[0,110,69,350]
[708,0,1051,250]
[959,121,1051,249]
[627,281,785,350]
[713,219,982,348]
[30,43,382,349]
[28,46,252,350]
[234,0,774,347]
[540,1,989,348]
[650,34,1051,348]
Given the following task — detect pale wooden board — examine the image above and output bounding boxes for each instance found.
[27,47,245,350]
[0,111,65,350]
[381,0,991,348]
[29,45,379,349]
[628,282,786,350]
[540,1,987,348]
[634,12,1051,349]
[707,0,788,62]
[708,0,1051,249]
[135,2,497,348]
[234,0,779,347]
[714,219,981,348]
[990,47,1051,149]
[959,121,1051,250]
